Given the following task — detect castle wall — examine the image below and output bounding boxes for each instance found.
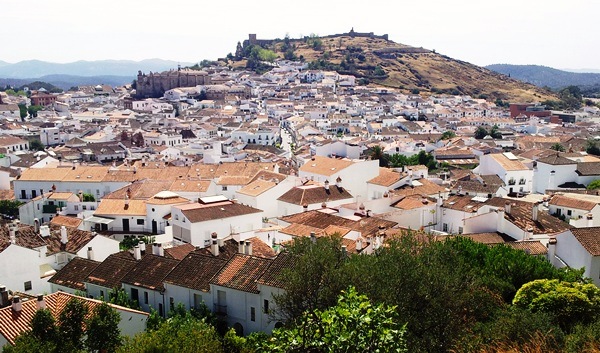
[136,70,210,98]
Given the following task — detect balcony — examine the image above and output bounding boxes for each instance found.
[508,179,516,186]
[42,204,58,214]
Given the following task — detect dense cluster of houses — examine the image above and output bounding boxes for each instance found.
[1,61,600,345]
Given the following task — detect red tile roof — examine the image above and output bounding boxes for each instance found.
[85,253,137,290]
[210,254,272,294]
[569,227,600,256]
[121,254,179,292]
[163,253,227,292]
[48,258,100,291]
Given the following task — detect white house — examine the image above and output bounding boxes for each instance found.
[552,227,600,287]
[475,152,533,195]
[547,193,600,227]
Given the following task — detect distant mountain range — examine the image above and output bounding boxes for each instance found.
[485,64,600,90]
[0,59,194,90]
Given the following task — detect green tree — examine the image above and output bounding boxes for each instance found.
[117,311,222,353]
[273,235,349,322]
[0,199,24,218]
[3,335,57,353]
[550,143,566,152]
[30,308,59,343]
[586,139,600,156]
[490,124,502,139]
[558,85,583,110]
[263,287,407,353]
[58,298,89,351]
[587,179,600,190]
[86,302,123,353]
[441,130,456,140]
[17,104,27,119]
[474,126,488,139]
[29,139,44,151]
[369,145,389,167]
[82,193,95,202]
[513,279,600,330]
[27,105,43,117]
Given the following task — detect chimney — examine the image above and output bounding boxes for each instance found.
[211,232,219,257]
[525,227,534,240]
[532,203,539,221]
[34,218,40,233]
[336,176,342,188]
[504,201,511,215]
[157,243,164,256]
[60,226,68,244]
[245,240,252,256]
[356,237,363,251]
[87,247,94,261]
[547,237,557,265]
[133,245,142,260]
[310,232,316,244]
[238,240,245,254]
[303,203,308,212]
[36,295,46,310]
[0,286,8,307]
[324,180,330,192]
[12,296,22,312]
[152,243,160,256]
[341,245,347,257]
[587,213,594,227]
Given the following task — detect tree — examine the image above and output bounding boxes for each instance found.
[490,124,502,139]
[30,308,59,343]
[273,235,349,322]
[474,126,488,139]
[131,132,144,147]
[86,302,122,353]
[369,145,389,167]
[513,279,600,330]
[262,287,407,352]
[550,143,566,152]
[0,199,24,218]
[27,105,43,117]
[558,85,583,110]
[82,193,95,202]
[17,104,27,119]
[58,298,89,351]
[586,139,600,156]
[117,311,222,353]
[29,139,44,151]
[587,179,600,190]
[441,130,456,140]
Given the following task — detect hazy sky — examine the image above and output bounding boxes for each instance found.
[1,0,597,70]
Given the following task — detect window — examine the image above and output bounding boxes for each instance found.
[137,219,145,225]
[144,291,149,304]
[250,307,256,322]
[82,205,87,210]
[442,223,448,232]
[222,186,228,191]
[100,290,104,299]
[170,297,174,311]
[567,210,572,216]
[458,227,463,235]
[24,281,32,291]
[263,299,269,313]
[74,205,79,211]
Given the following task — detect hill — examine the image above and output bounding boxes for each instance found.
[0,75,133,91]
[486,64,600,90]
[232,33,555,102]
[0,58,192,78]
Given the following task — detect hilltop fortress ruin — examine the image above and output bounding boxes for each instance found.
[242,28,389,48]
[135,68,210,98]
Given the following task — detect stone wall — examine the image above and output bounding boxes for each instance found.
[135,69,211,98]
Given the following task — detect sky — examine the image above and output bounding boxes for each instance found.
[1,0,598,70]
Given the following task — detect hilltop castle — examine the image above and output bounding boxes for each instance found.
[135,68,211,98]
[241,28,389,48]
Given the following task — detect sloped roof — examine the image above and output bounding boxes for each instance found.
[163,253,227,292]
[121,254,179,292]
[85,252,137,289]
[569,227,600,256]
[49,257,100,291]
[277,184,353,205]
[210,254,272,293]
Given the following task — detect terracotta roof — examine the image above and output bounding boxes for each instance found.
[277,184,353,205]
[549,194,597,211]
[48,257,100,291]
[576,162,600,176]
[0,292,147,345]
[44,225,99,256]
[194,239,240,260]
[50,215,83,228]
[0,224,46,253]
[279,210,397,238]
[237,179,278,197]
[537,154,577,165]
[257,252,295,289]
[210,254,272,294]
[86,253,137,289]
[164,243,196,260]
[569,227,600,256]
[459,232,513,244]
[368,168,403,187]
[121,254,179,291]
[177,201,262,223]
[395,178,447,197]
[163,253,227,292]
[299,156,355,176]
[279,223,324,237]
[394,195,434,210]
[95,199,146,216]
[505,240,548,255]
[489,153,528,171]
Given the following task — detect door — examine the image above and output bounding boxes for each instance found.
[152,220,157,234]
[122,218,130,232]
